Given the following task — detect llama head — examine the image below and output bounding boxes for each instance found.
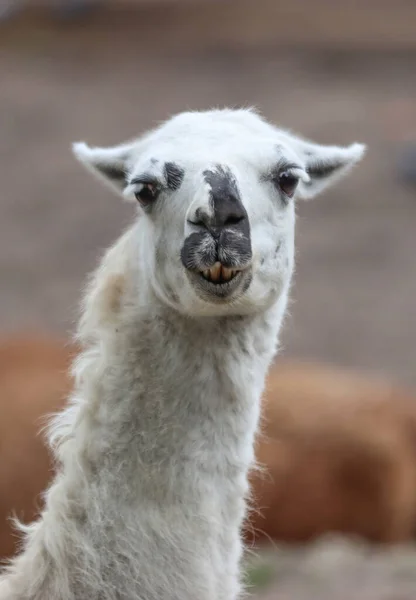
[73,109,365,317]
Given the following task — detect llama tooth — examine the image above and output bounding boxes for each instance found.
[210,262,222,282]
[222,267,233,281]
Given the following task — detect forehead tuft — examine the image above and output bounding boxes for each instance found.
[133,109,281,170]
[149,110,273,145]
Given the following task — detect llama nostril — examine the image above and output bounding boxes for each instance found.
[187,208,211,230]
[224,215,245,227]
[188,210,247,232]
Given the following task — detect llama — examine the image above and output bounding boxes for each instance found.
[0,108,365,600]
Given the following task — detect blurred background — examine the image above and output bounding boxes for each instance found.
[0,1,416,599]
[1,0,416,384]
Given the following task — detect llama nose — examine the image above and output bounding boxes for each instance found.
[191,195,248,235]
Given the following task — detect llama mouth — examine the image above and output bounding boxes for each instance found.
[186,263,251,301]
[199,262,239,285]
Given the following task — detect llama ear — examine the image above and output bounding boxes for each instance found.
[294,140,366,199]
[72,141,135,195]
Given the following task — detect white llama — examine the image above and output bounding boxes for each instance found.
[0,108,365,600]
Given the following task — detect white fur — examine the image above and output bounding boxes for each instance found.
[0,108,365,600]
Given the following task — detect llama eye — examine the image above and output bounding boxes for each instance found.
[277,171,299,198]
[134,182,159,207]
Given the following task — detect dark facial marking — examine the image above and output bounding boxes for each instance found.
[203,164,239,201]
[274,242,282,258]
[203,165,247,229]
[164,162,185,191]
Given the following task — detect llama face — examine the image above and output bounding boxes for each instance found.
[73,109,365,316]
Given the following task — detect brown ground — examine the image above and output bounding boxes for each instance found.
[250,537,416,600]
[1,6,416,598]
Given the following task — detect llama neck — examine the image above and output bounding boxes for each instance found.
[67,299,283,500]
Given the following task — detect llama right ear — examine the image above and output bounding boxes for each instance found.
[72,141,135,195]
[295,140,366,199]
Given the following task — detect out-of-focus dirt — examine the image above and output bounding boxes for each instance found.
[250,536,416,600]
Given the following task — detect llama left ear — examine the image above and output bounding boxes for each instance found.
[294,140,366,199]
[72,141,136,196]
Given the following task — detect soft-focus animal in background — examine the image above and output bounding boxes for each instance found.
[1,335,416,567]
[248,362,416,545]
[0,335,77,560]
